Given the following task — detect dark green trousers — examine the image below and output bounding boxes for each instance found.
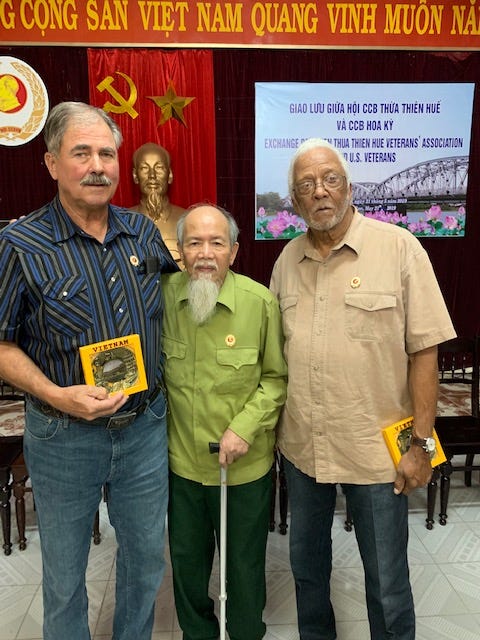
[168,470,271,640]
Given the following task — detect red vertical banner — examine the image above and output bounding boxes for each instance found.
[87,48,216,209]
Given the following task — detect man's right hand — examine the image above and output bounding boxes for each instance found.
[47,385,129,420]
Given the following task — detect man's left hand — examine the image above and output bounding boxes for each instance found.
[394,446,433,495]
[219,428,249,467]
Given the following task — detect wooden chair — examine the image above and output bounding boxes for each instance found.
[0,386,28,554]
[431,336,480,526]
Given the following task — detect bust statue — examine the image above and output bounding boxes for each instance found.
[130,142,185,267]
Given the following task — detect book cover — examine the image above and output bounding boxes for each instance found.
[382,416,447,468]
[79,334,148,396]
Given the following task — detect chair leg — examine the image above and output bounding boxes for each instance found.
[464,453,475,486]
[92,510,101,545]
[426,467,439,530]
[344,506,353,532]
[278,456,288,535]
[12,467,28,550]
[0,467,12,556]
[439,461,452,526]
[269,462,277,532]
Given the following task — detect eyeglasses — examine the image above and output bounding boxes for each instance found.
[294,172,346,196]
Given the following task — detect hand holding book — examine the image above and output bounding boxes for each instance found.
[79,334,148,396]
[382,416,446,468]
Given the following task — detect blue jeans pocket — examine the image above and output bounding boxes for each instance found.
[147,391,167,421]
[25,404,62,440]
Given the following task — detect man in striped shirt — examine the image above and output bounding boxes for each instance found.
[0,102,177,640]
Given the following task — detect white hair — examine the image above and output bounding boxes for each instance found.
[287,138,351,199]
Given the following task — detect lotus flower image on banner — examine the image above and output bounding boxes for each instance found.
[88,48,216,210]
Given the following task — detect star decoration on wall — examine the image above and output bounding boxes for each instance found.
[148,80,195,127]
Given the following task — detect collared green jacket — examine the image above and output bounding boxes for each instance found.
[162,270,287,486]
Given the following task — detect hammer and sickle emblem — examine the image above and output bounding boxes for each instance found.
[96,72,139,119]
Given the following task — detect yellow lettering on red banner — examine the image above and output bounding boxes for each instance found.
[451,2,480,36]
[86,0,128,31]
[0,0,16,29]
[327,2,377,34]
[137,1,188,33]
[250,2,318,37]
[384,0,443,36]
[18,0,78,35]
[197,2,243,33]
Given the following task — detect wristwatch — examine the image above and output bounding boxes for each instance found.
[410,435,436,455]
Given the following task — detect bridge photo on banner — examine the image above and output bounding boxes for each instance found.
[255,82,475,240]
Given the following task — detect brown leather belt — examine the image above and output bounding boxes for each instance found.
[34,383,165,430]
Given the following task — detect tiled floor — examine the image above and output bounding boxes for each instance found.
[1,384,479,639]
[1,469,480,640]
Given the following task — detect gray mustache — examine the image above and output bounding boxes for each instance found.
[80,174,112,186]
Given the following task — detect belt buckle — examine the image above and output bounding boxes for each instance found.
[106,411,137,430]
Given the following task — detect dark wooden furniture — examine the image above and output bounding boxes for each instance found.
[0,391,27,555]
[431,336,480,526]
[269,451,288,535]
[0,383,102,553]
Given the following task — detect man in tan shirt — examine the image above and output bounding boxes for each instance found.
[270,138,456,640]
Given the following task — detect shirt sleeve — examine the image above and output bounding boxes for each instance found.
[403,245,456,354]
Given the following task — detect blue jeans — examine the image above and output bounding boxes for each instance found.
[283,456,415,640]
[24,393,169,640]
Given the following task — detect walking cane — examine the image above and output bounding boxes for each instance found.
[209,442,227,640]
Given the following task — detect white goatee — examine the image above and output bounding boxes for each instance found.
[187,277,220,325]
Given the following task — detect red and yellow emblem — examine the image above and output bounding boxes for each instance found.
[0,56,49,147]
[225,334,236,347]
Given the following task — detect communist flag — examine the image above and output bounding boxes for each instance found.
[87,48,216,209]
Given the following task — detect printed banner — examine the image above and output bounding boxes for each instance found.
[1,1,479,49]
[255,82,475,239]
[88,48,216,209]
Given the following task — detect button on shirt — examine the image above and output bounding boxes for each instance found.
[0,196,178,410]
[270,209,456,484]
[162,270,287,486]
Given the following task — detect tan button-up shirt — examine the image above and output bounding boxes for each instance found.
[270,210,456,484]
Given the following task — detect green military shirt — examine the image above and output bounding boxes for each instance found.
[162,270,287,486]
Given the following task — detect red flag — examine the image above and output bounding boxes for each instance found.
[87,48,216,209]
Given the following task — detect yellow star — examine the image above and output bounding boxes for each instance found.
[148,80,195,127]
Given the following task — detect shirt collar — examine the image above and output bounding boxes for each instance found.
[49,195,138,244]
[300,206,364,260]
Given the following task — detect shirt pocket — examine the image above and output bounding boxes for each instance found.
[279,295,298,340]
[215,347,259,394]
[42,276,92,337]
[163,336,188,386]
[345,292,397,341]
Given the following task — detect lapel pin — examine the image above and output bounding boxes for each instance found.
[350,276,361,289]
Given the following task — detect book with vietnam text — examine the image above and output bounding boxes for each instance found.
[79,334,147,396]
[382,416,447,468]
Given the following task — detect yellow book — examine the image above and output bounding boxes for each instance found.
[79,334,148,396]
[382,416,447,468]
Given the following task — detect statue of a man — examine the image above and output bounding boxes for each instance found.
[130,142,185,267]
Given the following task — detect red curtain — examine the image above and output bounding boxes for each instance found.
[87,48,216,209]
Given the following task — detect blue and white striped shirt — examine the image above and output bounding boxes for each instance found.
[0,195,178,410]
